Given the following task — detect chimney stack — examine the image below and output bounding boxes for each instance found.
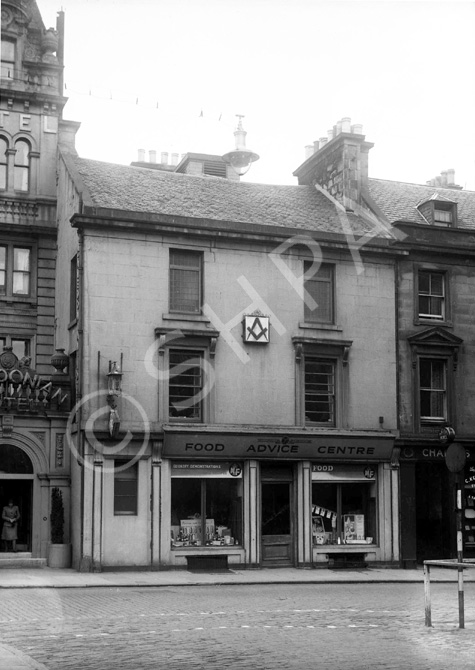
[294,118,373,210]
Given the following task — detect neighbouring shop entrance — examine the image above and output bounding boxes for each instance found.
[261,464,293,566]
[415,462,452,562]
[0,444,35,552]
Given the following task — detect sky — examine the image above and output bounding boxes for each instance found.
[37,0,475,189]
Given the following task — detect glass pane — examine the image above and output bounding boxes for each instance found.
[169,350,202,419]
[342,483,375,543]
[305,359,335,424]
[0,444,33,474]
[170,268,200,312]
[206,479,242,545]
[304,263,333,323]
[419,359,432,388]
[14,248,30,271]
[1,40,15,61]
[11,339,29,360]
[312,483,338,541]
[0,165,6,190]
[430,274,444,296]
[114,462,137,514]
[13,272,29,295]
[262,482,290,535]
[418,272,430,294]
[170,251,200,269]
[171,478,201,543]
[419,295,430,314]
[14,141,29,166]
[429,297,443,317]
[0,247,5,270]
[14,167,28,191]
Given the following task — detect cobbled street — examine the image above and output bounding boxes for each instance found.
[0,582,474,669]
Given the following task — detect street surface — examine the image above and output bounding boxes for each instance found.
[0,582,474,669]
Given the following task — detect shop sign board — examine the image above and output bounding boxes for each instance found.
[163,433,394,460]
[311,464,376,481]
[171,462,243,478]
[400,445,474,462]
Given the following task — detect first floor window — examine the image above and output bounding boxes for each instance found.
[114,461,138,515]
[169,349,203,420]
[420,358,446,422]
[305,358,335,425]
[0,244,31,297]
[171,464,243,547]
[312,476,377,546]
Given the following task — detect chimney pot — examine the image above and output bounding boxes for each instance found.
[160,152,168,164]
[171,152,179,166]
[149,150,157,163]
[351,123,363,135]
[305,144,315,159]
[447,168,455,184]
[138,149,145,162]
[327,128,334,141]
[336,119,343,135]
[320,137,328,146]
[341,117,351,133]
[441,170,448,186]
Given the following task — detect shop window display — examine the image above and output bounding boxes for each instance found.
[170,463,243,547]
[311,476,377,546]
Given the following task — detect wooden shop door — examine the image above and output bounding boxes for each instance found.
[261,476,293,567]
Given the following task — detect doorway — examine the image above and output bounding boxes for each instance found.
[415,462,452,562]
[0,480,33,551]
[261,464,294,566]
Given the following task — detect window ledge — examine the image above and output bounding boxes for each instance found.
[415,318,453,328]
[299,322,343,332]
[163,313,210,324]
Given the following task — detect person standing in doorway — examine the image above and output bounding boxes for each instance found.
[2,499,20,552]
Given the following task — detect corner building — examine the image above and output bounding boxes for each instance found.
[56,121,401,571]
[1,0,72,563]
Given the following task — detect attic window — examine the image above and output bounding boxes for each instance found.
[434,201,455,226]
[417,198,457,227]
[203,161,227,178]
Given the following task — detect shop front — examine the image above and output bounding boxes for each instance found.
[399,443,475,567]
[159,429,398,569]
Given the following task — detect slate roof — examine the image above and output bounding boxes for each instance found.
[369,178,475,230]
[71,156,388,238]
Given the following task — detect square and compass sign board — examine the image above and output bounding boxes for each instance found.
[243,315,270,344]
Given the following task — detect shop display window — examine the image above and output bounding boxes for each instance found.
[464,465,475,555]
[170,462,243,548]
[311,469,377,545]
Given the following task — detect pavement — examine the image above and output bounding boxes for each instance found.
[0,563,474,669]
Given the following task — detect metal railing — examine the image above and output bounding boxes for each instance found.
[424,559,475,629]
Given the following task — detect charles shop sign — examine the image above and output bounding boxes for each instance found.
[163,433,394,460]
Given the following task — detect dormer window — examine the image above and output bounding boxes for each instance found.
[417,195,457,227]
[434,201,455,226]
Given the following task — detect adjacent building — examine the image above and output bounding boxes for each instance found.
[1,0,71,562]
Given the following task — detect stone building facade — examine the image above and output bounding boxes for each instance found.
[1,0,71,564]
